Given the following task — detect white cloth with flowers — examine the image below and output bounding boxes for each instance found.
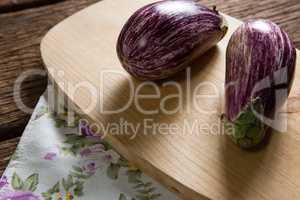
[0,96,180,200]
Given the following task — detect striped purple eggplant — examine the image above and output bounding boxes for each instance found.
[224,19,296,148]
[117,0,227,80]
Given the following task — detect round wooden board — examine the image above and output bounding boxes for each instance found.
[41,1,300,199]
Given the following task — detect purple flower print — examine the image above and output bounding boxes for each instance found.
[0,176,8,189]
[86,162,96,172]
[82,160,100,175]
[80,144,105,157]
[43,152,57,161]
[80,148,92,157]
[103,154,113,162]
[0,191,40,200]
[102,150,120,164]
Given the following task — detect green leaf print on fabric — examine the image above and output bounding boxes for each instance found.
[41,192,52,200]
[107,163,121,180]
[23,173,39,192]
[132,179,161,200]
[73,181,84,197]
[72,166,83,173]
[127,170,142,184]
[104,157,162,200]
[12,172,24,190]
[41,182,60,200]
[11,172,39,192]
[49,182,60,193]
[51,107,80,128]
[62,175,73,192]
[61,135,102,156]
[119,193,128,200]
[41,163,93,199]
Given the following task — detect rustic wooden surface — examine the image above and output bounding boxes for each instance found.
[0,138,19,174]
[0,0,299,178]
[0,0,61,13]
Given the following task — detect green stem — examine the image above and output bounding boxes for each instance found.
[223,98,267,148]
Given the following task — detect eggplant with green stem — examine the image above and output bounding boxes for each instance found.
[224,20,296,148]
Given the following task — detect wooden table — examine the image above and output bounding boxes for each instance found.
[0,0,299,181]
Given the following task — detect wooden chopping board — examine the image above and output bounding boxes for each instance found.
[40,0,300,199]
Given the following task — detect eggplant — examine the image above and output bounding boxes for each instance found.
[117,0,227,80]
[224,19,296,148]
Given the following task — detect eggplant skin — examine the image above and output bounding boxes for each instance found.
[225,19,296,148]
[117,0,227,80]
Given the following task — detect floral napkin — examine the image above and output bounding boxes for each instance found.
[0,95,180,200]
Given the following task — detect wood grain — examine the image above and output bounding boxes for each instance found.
[0,0,99,137]
[201,0,300,48]
[0,0,61,13]
[0,137,19,175]
[41,0,300,199]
